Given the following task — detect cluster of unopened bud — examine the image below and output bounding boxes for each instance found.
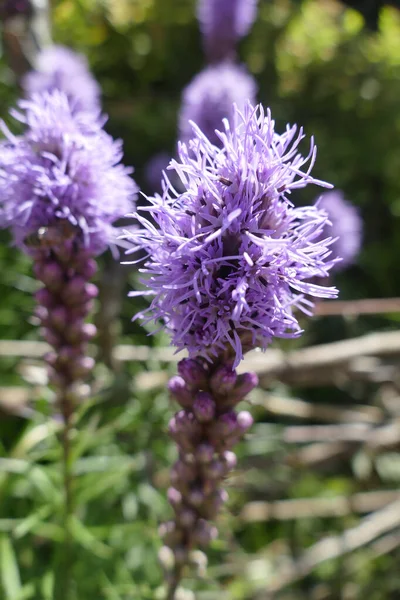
[32,232,98,417]
[159,357,257,571]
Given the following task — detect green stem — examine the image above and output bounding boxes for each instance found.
[54,396,74,600]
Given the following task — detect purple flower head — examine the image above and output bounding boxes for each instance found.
[316,190,362,270]
[127,103,338,367]
[179,62,257,148]
[22,45,101,113]
[197,0,258,62]
[0,0,32,19]
[0,90,137,254]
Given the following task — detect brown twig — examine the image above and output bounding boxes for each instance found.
[253,499,400,596]
[315,298,400,317]
[253,394,383,424]
[240,490,400,523]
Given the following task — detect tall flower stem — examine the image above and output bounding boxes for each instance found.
[165,565,183,600]
[0,88,137,597]
[160,358,257,590]
[33,238,98,599]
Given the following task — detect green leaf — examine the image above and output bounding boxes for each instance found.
[13,505,53,539]
[69,516,112,559]
[0,534,21,599]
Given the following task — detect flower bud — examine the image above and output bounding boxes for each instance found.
[175,410,201,437]
[210,410,238,439]
[202,489,228,518]
[203,458,225,480]
[167,487,182,508]
[44,351,57,366]
[78,257,97,279]
[193,392,215,423]
[237,410,254,433]
[70,356,95,379]
[170,459,195,484]
[50,306,68,329]
[221,450,237,471]
[232,372,258,400]
[188,487,205,507]
[178,358,207,389]
[72,300,95,318]
[195,443,215,464]
[35,287,54,308]
[57,346,77,365]
[85,283,99,300]
[34,261,64,288]
[178,507,197,528]
[192,519,218,547]
[35,306,48,322]
[42,328,61,348]
[210,364,237,395]
[61,277,86,303]
[168,376,193,409]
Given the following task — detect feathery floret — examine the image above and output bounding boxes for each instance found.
[0,90,137,254]
[128,103,338,367]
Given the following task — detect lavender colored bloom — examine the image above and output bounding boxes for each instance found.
[22,45,101,113]
[197,0,258,61]
[127,103,338,368]
[316,190,362,270]
[179,62,257,147]
[0,90,137,254]
[0,0,32,19]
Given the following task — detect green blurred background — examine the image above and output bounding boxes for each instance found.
[1,1,400,598]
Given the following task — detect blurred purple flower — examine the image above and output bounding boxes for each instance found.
[197,0,258,61]
[317,190,362,270]
[179,62,257,147]
[127,103,338,367]
[0,0,32,19]
[22,45,101,113]
[0,90,137,254]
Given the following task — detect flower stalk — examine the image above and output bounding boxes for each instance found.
[0,88,137,598]
[126,101,339,592]
[33,234,98,599]
[160,358,257,593]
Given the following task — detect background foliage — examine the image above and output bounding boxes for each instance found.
[1,0,400,598]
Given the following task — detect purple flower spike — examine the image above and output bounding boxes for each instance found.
[22,45,101,113]
[128,103,340,586]
[193,392,216,422]
[316,190,363,270]
[0,90,137,255]
[197,0,259,62]
[0,90,137,465]
[179,62,257,147]
[127,102,337,369]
